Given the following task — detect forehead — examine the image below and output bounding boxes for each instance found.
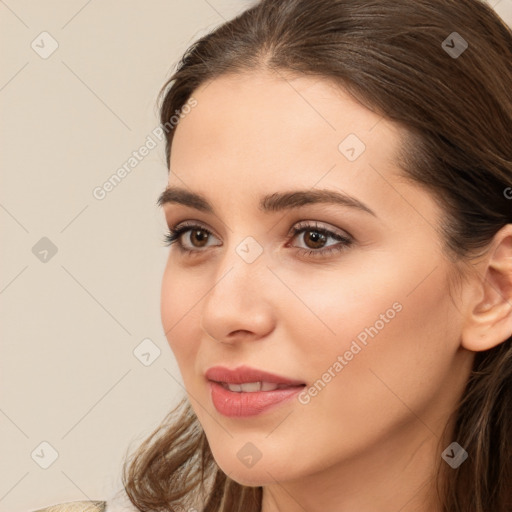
[164,70,440,231]
[172,70,392,161]
[169,70,401,180]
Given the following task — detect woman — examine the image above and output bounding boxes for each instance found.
[35,0,512,510]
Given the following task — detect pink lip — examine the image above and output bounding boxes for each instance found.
[205,365,306,385]
[205,365,306,417]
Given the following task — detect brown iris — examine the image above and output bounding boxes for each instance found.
[189,229,209,247]
[303,230,327,249]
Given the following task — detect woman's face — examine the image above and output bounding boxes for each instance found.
[159,70,474,487]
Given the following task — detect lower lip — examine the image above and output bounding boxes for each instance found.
[209,381,305,417]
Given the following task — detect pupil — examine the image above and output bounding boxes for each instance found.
[192,230,208,247]
[306,231,325,249]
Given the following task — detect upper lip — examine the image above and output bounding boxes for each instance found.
[205,365,306,386]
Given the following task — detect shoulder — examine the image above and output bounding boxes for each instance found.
[31,501,107,512]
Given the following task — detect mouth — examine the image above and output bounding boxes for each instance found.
[217,381,302,392]
[205,365,306,417]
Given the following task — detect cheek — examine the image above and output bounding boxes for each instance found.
[281,253,458,403]
[301,266,458,421]
[160,263,202,366]
[274,260,408,363]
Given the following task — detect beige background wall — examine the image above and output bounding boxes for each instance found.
[1,1,511,511]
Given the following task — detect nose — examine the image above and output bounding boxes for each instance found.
[200,246,276,345]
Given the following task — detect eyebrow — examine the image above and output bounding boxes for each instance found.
[157,186,377,217]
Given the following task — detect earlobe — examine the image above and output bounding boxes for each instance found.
[461,225,512,352]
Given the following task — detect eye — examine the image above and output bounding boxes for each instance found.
[162,221,220,255]
[287,221,353,258]
[162,220,353,258]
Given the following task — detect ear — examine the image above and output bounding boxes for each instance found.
[461,224,512,352]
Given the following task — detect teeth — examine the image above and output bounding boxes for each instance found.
[239,382,261,392]
[224,381,280,392]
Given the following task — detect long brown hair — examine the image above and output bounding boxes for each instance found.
[121,1,512,510]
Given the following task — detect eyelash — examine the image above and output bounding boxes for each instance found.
[162,221,353,259]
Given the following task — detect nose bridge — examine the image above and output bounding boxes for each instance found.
[209,232,268,305]
[200,232,274,341]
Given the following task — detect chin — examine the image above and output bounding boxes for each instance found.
[209,447,302,487]
[216,463,280,487]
